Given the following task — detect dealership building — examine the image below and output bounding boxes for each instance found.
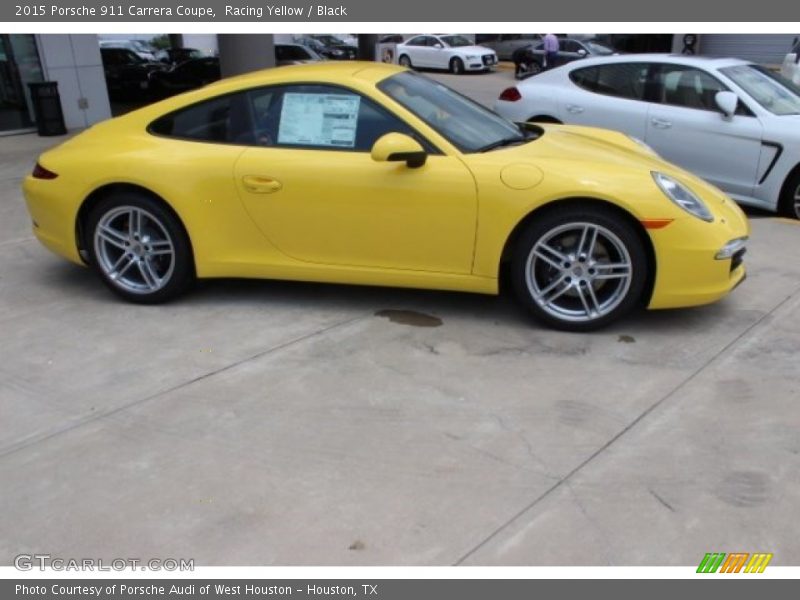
[0,33,796,136]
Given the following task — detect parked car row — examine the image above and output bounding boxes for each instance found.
[100,44,325,101]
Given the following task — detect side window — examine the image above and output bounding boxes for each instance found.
[570,63,648,100]
[562,40,581,53]
[149,93,253,144]
[656,65,727,111]
[406,37,425,47]
[271,85,419,152]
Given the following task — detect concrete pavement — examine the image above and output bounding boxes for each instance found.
[1,107,799,566]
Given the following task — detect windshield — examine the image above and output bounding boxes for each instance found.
[721,64,800,115]
[440,35,473,48]
[378,72,526,153]
[585,41,614,55]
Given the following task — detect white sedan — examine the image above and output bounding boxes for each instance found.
[397,35,497,74]
[495,54,800,218]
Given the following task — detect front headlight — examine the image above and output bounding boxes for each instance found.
[652,172,714,222]
[465,55,478,60]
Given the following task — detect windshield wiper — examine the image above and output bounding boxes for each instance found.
[476,136,526,152]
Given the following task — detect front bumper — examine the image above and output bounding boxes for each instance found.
[647,206,749,310]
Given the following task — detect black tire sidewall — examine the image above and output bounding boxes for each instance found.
[779,173,800,219]
[86,192,194,303]
[511,205,648,331]
[451,58,464,74]
[399,55,412,68]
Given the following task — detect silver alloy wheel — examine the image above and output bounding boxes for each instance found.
[399,55,411,67]
[524,222,633,323]
[93,205,175,295]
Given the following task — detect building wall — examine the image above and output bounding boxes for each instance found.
[698,34,797,64]
[35,34,112,129]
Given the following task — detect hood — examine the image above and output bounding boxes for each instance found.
[501,124,665,171]
[458,45,495,55]
[473,124,736,210]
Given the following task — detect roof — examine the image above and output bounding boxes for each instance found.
[561,53,752,69]
[219,61,405,88]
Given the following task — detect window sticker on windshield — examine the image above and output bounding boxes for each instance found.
[278,93,360,148]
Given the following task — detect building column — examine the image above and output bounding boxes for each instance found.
[217,34,275,78]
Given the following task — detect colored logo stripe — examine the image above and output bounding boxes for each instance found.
[697,552,773,573]
[720,553,749,573]
[744,553,773,573]
[697,553,726,573]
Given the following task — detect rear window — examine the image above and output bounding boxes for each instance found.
[570,63,649,100]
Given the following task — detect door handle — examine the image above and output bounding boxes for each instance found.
[566,104,585,114]
[242,175,282,194]
[651,117,672,129]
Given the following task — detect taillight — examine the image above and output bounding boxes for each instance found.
[32,162,58,180]
[498,87,522,102]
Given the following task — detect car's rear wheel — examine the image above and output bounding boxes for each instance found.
[511,204,648,331]
[450,57,465,74]
[779,171,800,219]
[86,192,194,303]
[398,54,413,69]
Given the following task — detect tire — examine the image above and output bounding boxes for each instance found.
[398,54,413,69]
[86,192,194,303]
[450,57,465,75]
[779,171,800,219]
[511,204,648,331]
[527,60,542,75]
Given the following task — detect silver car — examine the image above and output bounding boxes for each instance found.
[479,34,541,60]
[495,54,800,218]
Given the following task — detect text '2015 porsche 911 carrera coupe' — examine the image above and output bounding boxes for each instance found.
[23,62,749,331]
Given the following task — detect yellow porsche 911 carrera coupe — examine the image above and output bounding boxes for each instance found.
[23,62,749,331]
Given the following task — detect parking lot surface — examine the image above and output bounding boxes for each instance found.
[1,74,799,565]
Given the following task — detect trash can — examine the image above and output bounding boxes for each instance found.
[28,81,67,136]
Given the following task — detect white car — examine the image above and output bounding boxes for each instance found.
[397,35,497,74]
[495,54,800,218]
[780,37,800,85]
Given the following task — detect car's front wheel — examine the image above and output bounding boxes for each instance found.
[86,192,194,303]
[511,204,648,331]
[779,171,800,219]
[398,54,413,69]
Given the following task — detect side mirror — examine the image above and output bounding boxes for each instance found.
[715,91,738,119]
[433,43,443,49]
[577,49,588,56]
[371,133,427,168]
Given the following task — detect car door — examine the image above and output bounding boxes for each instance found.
[558,62,653,139]
[645,64,763,198]
[404,36,432,68]
[233,84,478,273]
[428,36,451,70]
[558,40,584,67]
